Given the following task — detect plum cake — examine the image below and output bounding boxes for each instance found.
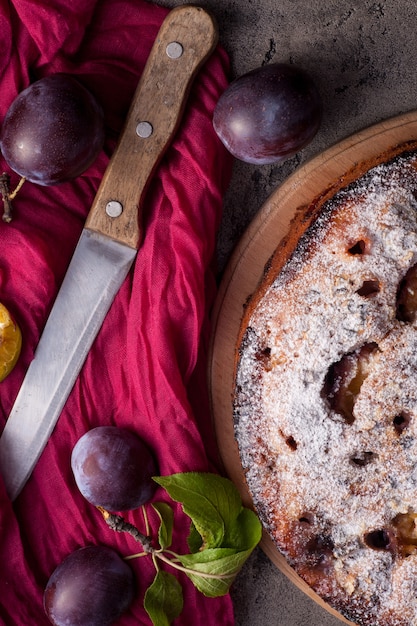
[233,144,417,626]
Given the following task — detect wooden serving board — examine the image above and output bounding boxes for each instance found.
[208,110,417,624]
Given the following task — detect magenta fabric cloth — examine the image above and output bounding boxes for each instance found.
[0,0,235,624]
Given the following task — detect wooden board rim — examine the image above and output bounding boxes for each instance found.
[208,110,417,624]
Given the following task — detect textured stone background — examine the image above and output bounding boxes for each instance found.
[157,1,417,624]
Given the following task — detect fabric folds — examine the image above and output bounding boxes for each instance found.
[0,1,234,624]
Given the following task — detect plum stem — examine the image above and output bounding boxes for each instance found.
[9,176,26,200]
[0,174,26,223]
[0,173,13,223]
[142,504,151,536]
[97,506,153,553]
[98,507,236,582]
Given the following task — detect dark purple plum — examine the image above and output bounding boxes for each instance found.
[71,426,158,511]
[0,73,105,185]
[44,545,134,626]
[213,63,322,165]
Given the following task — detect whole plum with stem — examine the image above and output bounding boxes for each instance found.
[0,73,105,186]
[44,545,135,626]
[71,426,158,511]
[213,62,322,165]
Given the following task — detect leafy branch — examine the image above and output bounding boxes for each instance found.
[98,472,262,626]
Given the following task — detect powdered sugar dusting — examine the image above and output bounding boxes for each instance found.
[234,151,417,626]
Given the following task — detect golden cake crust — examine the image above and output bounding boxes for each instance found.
[233,143,417,626]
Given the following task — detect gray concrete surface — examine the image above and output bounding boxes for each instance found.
[158,1,417,624]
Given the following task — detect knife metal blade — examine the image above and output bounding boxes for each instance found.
[0,5,218,500]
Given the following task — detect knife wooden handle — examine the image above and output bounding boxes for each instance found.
[85,5,219,249]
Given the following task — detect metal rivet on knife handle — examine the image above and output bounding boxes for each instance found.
[136,121,153,138]
[166,41,183,59]
[105,201,123,218]
[85,5,219,250]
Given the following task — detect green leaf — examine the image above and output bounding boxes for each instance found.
[152,502,174,550]
[144,570,183,626]
[178,547,255,597]
[222,507,262,551]
[187,521,203,553]
[153,473,243,549]
[153,472,262,600]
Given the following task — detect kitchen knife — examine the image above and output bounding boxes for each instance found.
[0,5,218,501]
